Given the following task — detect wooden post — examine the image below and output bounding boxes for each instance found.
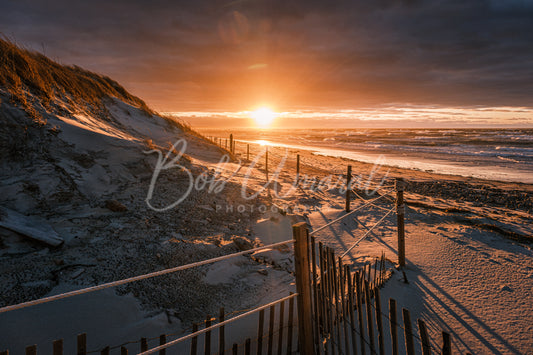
[25,346,36,355]
[247,144,250,161]
[292,222,316,355]
[245,338,251,355]
[402,308,415,355]
[257,309,265,355]
[205,315,212,355]
[230,134,233,154]
[374,287,385,355]
[389,299,399,355]
[121,347,128,355]
[396,178,406,267]
[442,332,451,355]
[77,333,87,355]
[326,249,336,355]
[159,334,167,355]
[355,272,366,355]
[100,347,110,355]
[268,305,275,355]
[296,154,300,180]
[364,280,376,354]
[265,147,269,181]
[232,343,238,355]
[53,339,63,355]
[311,236,320,351]
[219,307,226,355]
[417,319,431,355]
[0,351,8,355]
[141,338,148,352]
[277,300,285,355]
[287,294,295,355]
[191,323,198,355]
[346,266,358,355]
[345,165,352,212]
[225,139,228,149]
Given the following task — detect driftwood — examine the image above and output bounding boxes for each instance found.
[0,207,63,247]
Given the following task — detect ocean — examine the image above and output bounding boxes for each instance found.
[199,128,533,184]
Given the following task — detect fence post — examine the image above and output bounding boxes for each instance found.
[292,222,316,355]
[247,144,250,161]
[417,319,431,355]
[389,298,399,355]
[395,178,406,267]
[265,147,269,181]
[296,154,300,180]
[230,134,233,154]
[402,308,415,355]
[77,333,87,355]
[345,165,352,212]
[25,346,36,355]
[374,287,385,355]
[205,315,212,355]
[219,307,226,355]
[141,338,148,352]
[442,332,451,355]
[53,339,63,355]
[257,309,265,355]
[159,334,167,355]
[191,323,198,355]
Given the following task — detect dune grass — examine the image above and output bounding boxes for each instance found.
[0,36,152,124]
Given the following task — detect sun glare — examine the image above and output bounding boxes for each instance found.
[251,107,276,127]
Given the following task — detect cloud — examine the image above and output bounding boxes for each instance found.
[1,0,532,112]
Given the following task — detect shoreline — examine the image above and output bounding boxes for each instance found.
[229,140,533,216]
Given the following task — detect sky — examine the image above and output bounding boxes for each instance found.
[1,0,533,127]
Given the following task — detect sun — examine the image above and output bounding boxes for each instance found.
[250,107,276,128]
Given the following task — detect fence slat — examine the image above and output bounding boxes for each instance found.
[340,258,350,354]
[141,338,148,352]
[346,165,352,212]
[402,308,415,355]
[268,305,275,355]
[355,272,366,355]
[53,339,63,355]
[245,338,251,355]
[442,332,451,355]
[0,351,8,355]
[257,309,265,355]
[287,293,295,355]
[292,222,316,355]
[311,236,320,351]
[331,249,342,354]
[233,343,238,355]
[389,298,399,355]
[159,334,167,355]
[326,248,336,355]
[277,300,285,355]
[374,287,385,355]
[100,347,110,355]
[396,178,406,267]
[25,346,36,355]
[364,280,376,354]
[77,333,87,355]
[205,315,212,355]
[121,346,128,355]
[191,323,198,355]
[219,307,226,355]
[346,266,358,355]
[417,319,431,355]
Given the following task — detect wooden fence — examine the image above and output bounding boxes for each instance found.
[1,136,455,354]
[3,224,453,354]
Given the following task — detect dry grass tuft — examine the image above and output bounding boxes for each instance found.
[0,36,153,124]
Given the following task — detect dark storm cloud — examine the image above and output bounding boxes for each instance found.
[1,0,532,110]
